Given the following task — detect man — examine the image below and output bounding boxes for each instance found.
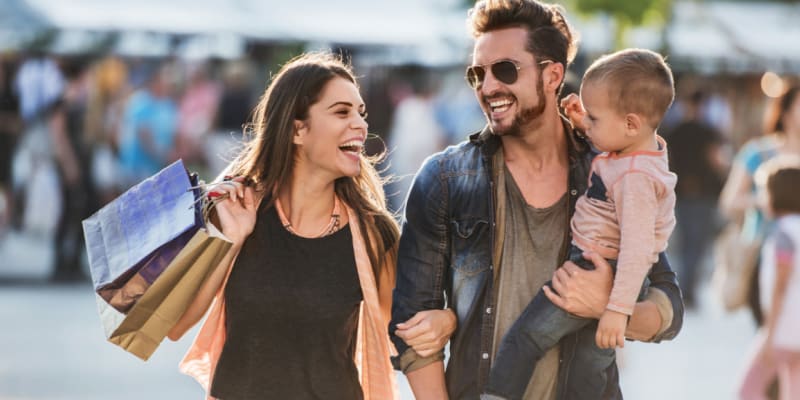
[664,90,728,309]
[389,1,684,399]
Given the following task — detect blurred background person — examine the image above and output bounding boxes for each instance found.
[11,52,65,234]
[665,89,729,309]
[719,84,800,326]
[174,61,220,176]
[0,55,21,237]
[206,60,254,178]
[738,157,800,400]
[83,55,130,207]
[117,63,178,189]
[49,59,94,283]
[386,65,447,213]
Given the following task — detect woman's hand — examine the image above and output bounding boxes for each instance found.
[210,178,257,246]
[543,252,613,319]
[395,309,457,357]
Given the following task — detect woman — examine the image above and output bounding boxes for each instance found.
[719,84,800,326]
[168,52,400,400]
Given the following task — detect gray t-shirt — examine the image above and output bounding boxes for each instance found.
[492,165,569,400]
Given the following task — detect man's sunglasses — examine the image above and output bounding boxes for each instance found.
[465,59,553,89]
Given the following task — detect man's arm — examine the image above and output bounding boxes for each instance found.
[389,157,451,394]
[544,251,684,342]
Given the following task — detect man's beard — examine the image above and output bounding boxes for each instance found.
[489,74,547,137]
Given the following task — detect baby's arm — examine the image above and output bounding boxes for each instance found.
[560,93,588,132]
[596,310,628,349]
[600,172,663,348]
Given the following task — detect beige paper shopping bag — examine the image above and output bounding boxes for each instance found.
[99,224,232,360]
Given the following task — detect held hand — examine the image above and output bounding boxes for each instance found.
[543,252,613,319]
[395,309,457,358]
[559,93,587,132]
[596,310,628,349]
[211,178,257,246]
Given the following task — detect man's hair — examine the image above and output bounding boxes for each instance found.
[582,48,675,128]
[756,155,800,215]
[468,0,578,90]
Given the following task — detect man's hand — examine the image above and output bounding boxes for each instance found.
[395,309,457,357]
[543,252,613,319]
[596,310,628,349]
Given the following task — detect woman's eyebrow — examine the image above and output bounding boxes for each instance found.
[327,101,353,109]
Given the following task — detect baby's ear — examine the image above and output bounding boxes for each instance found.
[624,113,643,136]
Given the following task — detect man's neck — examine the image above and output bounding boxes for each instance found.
[501,112,569,171]
[499,112,570,208]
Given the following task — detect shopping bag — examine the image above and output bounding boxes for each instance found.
[82,159,234,360]
[83,159,201,313]
[97,223,231,360]
[711,222,762,312]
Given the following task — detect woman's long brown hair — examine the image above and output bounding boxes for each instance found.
[225,52,399,284]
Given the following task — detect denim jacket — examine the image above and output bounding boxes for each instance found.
[389,123,684,400]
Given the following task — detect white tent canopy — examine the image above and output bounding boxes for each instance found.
[16,0,471,65]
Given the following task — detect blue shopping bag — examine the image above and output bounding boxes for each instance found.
[83,159,203,313]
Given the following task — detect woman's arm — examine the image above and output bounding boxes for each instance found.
[395,309,457,357]
[168,243,241,340]
[168,180,257,340]
[719,161,756,222]
[406,361,449,400]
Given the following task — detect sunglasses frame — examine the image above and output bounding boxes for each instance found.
[465,59,554,89]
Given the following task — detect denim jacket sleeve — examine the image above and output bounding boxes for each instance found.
[645,252,684,342]
[389,156,450,366]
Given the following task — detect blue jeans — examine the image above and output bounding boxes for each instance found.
[485,245,642,400]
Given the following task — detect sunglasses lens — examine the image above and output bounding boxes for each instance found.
[466,66,485,89]
[492,61,518,85]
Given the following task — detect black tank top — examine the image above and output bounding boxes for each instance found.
[210,205,363,400]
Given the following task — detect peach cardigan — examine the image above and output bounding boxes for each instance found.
[178,205,398,399]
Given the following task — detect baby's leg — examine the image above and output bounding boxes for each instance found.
[485,288,592,399]
[562,322,616,399]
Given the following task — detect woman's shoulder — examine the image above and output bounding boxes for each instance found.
[740,135,780,156]
[736,136,781,173]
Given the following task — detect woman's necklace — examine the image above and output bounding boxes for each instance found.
[274,195,341,238]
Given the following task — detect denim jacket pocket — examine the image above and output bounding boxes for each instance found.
[450,218,491,276]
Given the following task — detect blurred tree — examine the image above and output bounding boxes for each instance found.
[459,0,673,50]
[570,0,672,49]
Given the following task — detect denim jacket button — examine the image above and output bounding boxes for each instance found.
[570,189,578,196]
[486,307,492,314]
[482,352,489,360]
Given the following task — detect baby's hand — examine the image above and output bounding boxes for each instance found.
[596,310,628,349]
[559,93,587,132]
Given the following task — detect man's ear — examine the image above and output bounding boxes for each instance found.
[545,62,565,94]
[624,113,642,136]
[293,120,306,145]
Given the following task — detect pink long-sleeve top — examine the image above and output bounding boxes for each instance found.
[571,136,677,315]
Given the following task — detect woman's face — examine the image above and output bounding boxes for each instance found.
[293,76,368,180]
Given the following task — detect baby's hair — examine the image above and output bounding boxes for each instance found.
[582,48,675,128]
[756,155,800,215]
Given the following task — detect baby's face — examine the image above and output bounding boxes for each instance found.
[579,82,630,153]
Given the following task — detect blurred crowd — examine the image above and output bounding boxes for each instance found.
[1,48,798,323]
[0,51,486,282]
